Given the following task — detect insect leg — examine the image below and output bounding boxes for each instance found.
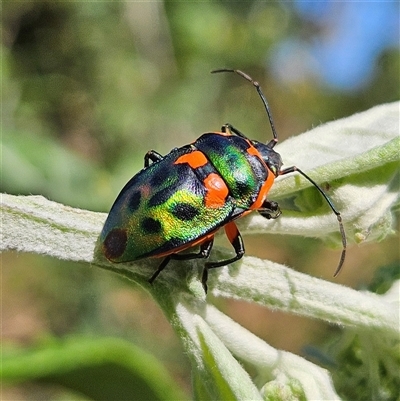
[148,255,171,285]
[170,238,214,261]
[148,239,214,286]
[258,199,281,219]
[144,150,164,167]
[202,222,245,292]
[221,123,248,139]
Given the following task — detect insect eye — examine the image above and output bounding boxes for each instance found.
[266,162,278,176]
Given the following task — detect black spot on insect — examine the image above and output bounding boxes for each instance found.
[171,202,200,221]
[128,191,141,213]
[104,228,127,260]
[141,217,162,234]
[148,186,175,208]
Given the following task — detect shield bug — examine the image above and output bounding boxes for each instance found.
[99,69,346,292]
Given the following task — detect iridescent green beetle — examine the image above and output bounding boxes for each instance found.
[99,69,346,292]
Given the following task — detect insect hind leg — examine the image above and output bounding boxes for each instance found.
[148,255,171,284]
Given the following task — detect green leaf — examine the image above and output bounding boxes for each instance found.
[1,337,187,401]
[206,251,399,338]
[2,131,103,210]
[196,321,262,400]
[243,101,399,246]
[204,305,341,400]
[2,102,399,400]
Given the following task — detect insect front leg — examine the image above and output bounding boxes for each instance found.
[203,221,245,293]
[258,199,281,219]
[221,123,248,139]
[144,150,164,167]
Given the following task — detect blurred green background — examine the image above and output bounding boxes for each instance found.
[2,2,399,400]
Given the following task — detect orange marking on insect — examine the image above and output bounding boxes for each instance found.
[215,131,231,137]
[174,151,208,168]
[204,173,229,208]
[224,221,239,243]
[251,167,275,210]
[187,232,215,247]
[154,232,216,258]
[246,143,261,157]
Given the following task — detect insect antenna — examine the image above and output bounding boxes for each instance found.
[211,69,278,148]
[212,68,347,276]
[280,166,347,277]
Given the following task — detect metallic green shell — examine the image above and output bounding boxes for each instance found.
[99,146,236,262]
[196,133,268,208]
[99,133,270,263]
